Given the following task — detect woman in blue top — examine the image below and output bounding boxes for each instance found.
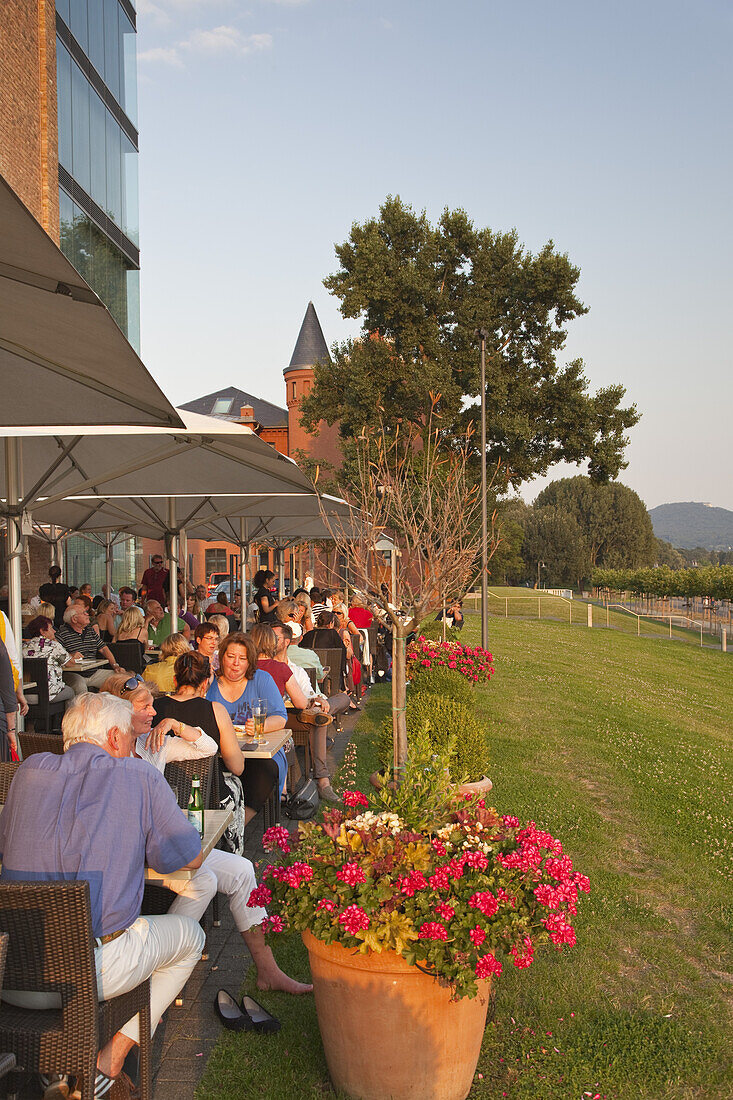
[207,632,289,807]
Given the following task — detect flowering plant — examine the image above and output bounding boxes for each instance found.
[407,637,495,685]
[256,788,589,999]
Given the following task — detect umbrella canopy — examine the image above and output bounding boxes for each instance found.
[0,174,184,430]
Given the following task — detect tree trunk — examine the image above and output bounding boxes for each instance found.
[392,625,408,771]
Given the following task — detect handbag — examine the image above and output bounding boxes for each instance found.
[281,778,319,820]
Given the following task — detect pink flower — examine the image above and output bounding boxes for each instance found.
[246,885,272,908]
[573,872,591,893]
[399,871,427,896]
[262,825,292,853]
[469,891,498,918]
[543,912,576,947]
[343,790,369,809]
[545,855,574,882]
[337,862,366,886]
[339,905,370,935]
[469,926,486,946]
[264,914,284,933]
[431,839,447,857]
[428,866,451,892]
[465,851,489,871]
[501,815,520,829]
[475,952,502,978]
[419,921,449,941]
[496,889,516,907]
[434,901,455,921]
[317,898,337,912]
[510,937,534,969]
[282,862,314,888]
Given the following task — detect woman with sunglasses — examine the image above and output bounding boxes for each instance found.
[100,672,311,996]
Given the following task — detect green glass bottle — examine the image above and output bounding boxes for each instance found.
[187,775,205,837]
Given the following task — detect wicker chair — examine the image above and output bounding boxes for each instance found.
[0,764,20,802]
[314,647,346,696]
[0,934,16,1082]
[18,732,65,759]
[0,881,151,1100]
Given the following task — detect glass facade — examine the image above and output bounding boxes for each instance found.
[63,534,143,593]
[55,1,140,349]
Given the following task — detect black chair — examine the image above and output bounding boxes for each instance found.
[0,882,151,1100]
[23,658,67,734]
[107,640,144,675]
[19,732,64,759]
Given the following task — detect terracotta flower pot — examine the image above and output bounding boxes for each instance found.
[456,775,493,797]
[302,929,491,1100]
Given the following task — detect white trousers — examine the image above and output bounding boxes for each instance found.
[4,914,204,1046]
[167,849,267,934]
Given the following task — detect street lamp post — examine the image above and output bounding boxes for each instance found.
[476,328,489,650]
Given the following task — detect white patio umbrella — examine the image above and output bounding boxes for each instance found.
[0,411,317,635]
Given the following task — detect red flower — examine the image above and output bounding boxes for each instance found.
[264,914,285,933]
[434,901,455,921]
[282,862,313,888]
[419,921,449,941]
[543,912,577,947]
[317,898,337,912]
[262,825,292,853]
[428,867,451,892]
[469,926,486,946]
[246,885,272,908]
[337,862,367,886]
[399,870,427,896]
[343,790,369,809]
[501,815,520,829]
[510,937,534,969]
[469,891,498,918]
[465,851,489,871]
[545,855,574,882]
[475,952,502,978]
[339,904,370,935]
[431,839,447,857]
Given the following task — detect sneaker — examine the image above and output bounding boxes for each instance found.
[41,1076,71,1100]
[317,784,339,803]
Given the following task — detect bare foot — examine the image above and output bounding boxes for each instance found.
[256,966,313,995]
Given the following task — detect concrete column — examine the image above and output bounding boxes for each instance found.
[167,498,178,626]
[587,603,593,628]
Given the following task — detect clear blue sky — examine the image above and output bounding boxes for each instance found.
[135,0,733,511]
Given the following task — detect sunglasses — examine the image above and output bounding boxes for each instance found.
[120,674,145,694]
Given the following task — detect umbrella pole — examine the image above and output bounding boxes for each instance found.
[179,528,188,607]
[105,533,112,598]
[277,546,285,599]
[5,438,24,722]
[167,497,178,626]
[239,519,248,631]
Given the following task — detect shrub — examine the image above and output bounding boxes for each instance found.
[416,620,461,643]
[378,693,489,782]
[409,666,475,707]
[406,637,494,685]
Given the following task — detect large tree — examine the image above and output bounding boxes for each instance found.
[533,476,655,574]
[301,196,640,487]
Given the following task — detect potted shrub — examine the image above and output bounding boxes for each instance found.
[256,741,590,1100]
[408,666,476,707]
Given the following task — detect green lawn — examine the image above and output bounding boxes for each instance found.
[197,617,732,1099]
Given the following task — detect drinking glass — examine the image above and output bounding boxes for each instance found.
[253,699,267,738]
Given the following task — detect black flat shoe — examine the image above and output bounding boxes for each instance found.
[239,994,281,1034]
[215,989,252,1031]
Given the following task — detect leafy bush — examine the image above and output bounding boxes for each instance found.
[407,637,494,684]
[378,693,489,782]
[409,666,475,707]
[416,619,461,643]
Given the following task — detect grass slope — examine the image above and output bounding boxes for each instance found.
[197,620,732,1100]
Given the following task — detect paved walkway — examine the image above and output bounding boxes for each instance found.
[150,707,361,1099]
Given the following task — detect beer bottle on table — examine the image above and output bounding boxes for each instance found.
[187,776,205,837]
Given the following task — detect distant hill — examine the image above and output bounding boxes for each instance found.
[649,502,733,550]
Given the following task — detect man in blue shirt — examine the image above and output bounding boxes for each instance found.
[0,693,204,1099]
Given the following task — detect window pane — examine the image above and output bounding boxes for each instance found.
[71,203,92,284]
[89,88,107,208]
[121,131,139,245]
[104,0,120,100]
[119,8,137,124]
[105,111,121,225]
[212,398,233,415]
[125,268,140,352]
[69,0,88,53]
[56,0,71,28]
[59,187,74,260]
[56,41,72,170]
[87,0,105,77]
[71,61,91,192]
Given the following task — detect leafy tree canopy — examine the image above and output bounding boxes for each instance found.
[300,196,640,487]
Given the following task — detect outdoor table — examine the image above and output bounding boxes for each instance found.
[21,681,37,690]
[236,729,292,826]
[145,808,233,883]
[63,658,109,675]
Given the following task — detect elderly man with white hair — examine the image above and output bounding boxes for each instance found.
[0,693,205,1099]
[56,602,123,693]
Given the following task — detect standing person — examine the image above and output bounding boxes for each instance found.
[39,565,72,628]
[252,570,279,623]
[348,595,374,630]
[56,604,124,692]
[140,554,169,608]
[435,598,465,631]
[0,692,205,1098]
[303,572,314,594]
[0,638,19,761]
[0,611,30,719]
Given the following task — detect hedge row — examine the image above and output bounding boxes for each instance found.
[592,565,733,601]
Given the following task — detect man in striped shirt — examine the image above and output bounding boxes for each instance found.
[56,603,123,692]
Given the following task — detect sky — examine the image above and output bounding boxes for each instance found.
[134,0,733,511]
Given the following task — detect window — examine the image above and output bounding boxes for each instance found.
[205,549,228,575]
[212,398,233,415]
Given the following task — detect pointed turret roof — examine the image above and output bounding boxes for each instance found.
[285,301,331,374]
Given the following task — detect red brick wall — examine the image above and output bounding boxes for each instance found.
[285,367,343,470]
[0,0,59,240]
